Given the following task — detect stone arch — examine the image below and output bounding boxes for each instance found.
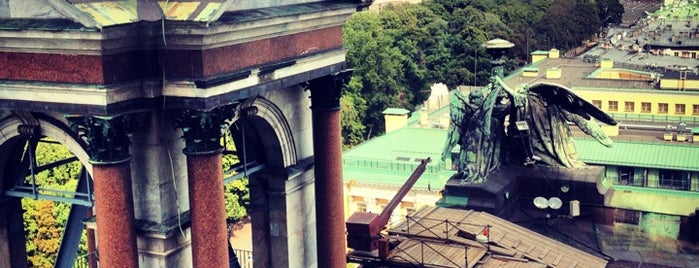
[233,96,297,168]
[0,112,92,189]
[0,112,94,266]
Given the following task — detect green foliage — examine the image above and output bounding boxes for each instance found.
[343,5,441,138]
[598,0,625,25]
[222,130,250,223]
[24,200,60,268]
[224,178,249,222]
[342,0,614,146]
[21,139,87,267]
[534,0,601,50]
[20,130,252,267]
[340,82,368,148]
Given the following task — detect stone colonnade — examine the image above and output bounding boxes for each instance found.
[61,71,350,267]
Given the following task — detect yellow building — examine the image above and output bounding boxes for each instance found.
[504,56,699,128]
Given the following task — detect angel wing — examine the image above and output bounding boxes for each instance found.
[527,82,617,126]
[527,82,617,147]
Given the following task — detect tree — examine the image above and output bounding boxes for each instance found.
[224,178,249,223]
[21,140,87,267]
[24,200,61,268]
[340,78,367,148]
[598,0,625,26]
[222,130,250,224]
[342,0,612,146]
[344,5,446,137]
[535,0,601,50]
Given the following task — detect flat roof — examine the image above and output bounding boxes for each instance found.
[342,126,452,189]
[503,57,661,91]
[344,127,447,163]
[382,108,410,115]
[575,138,699,171]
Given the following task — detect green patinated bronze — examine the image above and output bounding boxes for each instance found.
[442,76,618,183]
[174,105,236,155]
[68,114,142,164]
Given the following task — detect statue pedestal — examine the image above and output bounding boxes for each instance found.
[437,165,605,217]
[436,169,519,216]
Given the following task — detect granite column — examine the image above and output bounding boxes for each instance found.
[175,107,234,267]
[308,70,352,268]
[68,115,138,268]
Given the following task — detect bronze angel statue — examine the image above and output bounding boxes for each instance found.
[441,77,617,183]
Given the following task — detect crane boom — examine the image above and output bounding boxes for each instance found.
[346,157,431,252]
[377,157,430,227]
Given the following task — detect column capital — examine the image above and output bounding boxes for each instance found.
[67,114,143,164]
[174,104,236,155]
[307,69,353,111]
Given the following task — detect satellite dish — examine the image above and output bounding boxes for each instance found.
[533,197,549,209]
[548,197,563,210]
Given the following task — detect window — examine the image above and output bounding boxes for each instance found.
[659,170,689,190]
[641,102,651,113]
[376,198,388,213]
[658,103,668,114]
[693,104,699,115]
[356,203,367,213]
[624,102,635,112]
[617,167,635,185]
[608,101,618,111]
[592,100,602,109]
[675,104,686,115]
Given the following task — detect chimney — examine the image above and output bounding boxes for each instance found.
[383,108,410,133]
[419,107,428,126]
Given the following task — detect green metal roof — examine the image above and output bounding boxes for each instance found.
[343,166,453,190]
[575,138,699,171]
[343,127,452,189]
[608,185,699,216]
[344,127,446,163]
[531,50,549,55]
[382,108,410,115]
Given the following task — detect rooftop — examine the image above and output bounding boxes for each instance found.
[343,126,452,190]
[575,137,699,171]
[344,111,699,180]
[347,206,609,267]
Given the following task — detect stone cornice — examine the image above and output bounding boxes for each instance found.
[164,49,347,98]
[0,49,346,114]
[0,2,358,55]
[172,3,358,50]
[0,81,143,106]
